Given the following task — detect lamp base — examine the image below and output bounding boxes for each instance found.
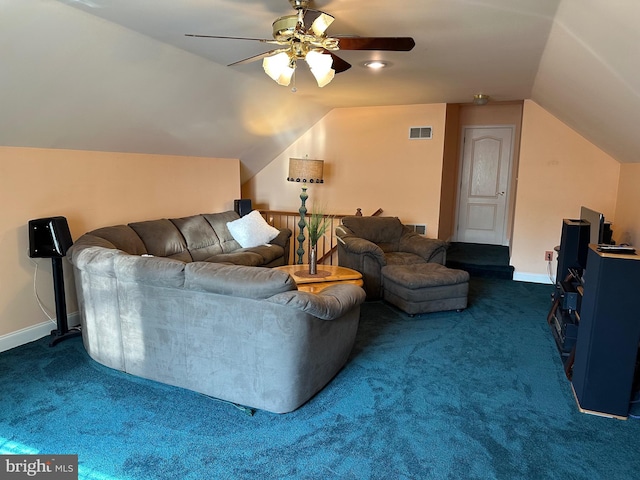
[49,327,82,347]
[296,186,308,264]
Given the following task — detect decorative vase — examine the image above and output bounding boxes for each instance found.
[309,243,318,275]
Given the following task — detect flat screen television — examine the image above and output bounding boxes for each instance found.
[580,206,605,246]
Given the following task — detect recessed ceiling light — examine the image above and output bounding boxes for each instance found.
[364,61,388,70]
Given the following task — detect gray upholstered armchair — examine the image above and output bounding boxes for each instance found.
[336,216,447,300]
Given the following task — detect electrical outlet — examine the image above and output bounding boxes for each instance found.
[545,251,553,262]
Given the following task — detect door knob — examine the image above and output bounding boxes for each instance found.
[496,191,505,196]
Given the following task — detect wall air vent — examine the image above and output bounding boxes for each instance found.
[409,126,432,140]
[406,224,427,235]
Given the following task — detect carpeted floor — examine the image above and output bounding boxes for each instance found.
[1,278,639,479]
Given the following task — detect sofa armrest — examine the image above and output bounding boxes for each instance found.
[338,236,386,264]
[336,224,387,300]
[266,284,365,321]
[269,227,292,248]
[269,227,292,264]
[399,233,448,264]
[68,245,120,276]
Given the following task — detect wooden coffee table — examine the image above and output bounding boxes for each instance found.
[275,265,364,294]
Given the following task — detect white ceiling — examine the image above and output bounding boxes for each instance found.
[2,0,639,182]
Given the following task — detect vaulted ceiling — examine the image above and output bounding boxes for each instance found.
[2,1,639,182]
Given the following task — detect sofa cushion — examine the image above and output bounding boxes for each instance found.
[86,225,148,255]
[170,215,223,261]
[241,244,285,265]
[382,263,469,289]
[129,219,191,262]
[385,251,428,266]
[226,210,280,248]
[202,211,242,253]
[185,263,295,299]
[203,251,264,266]
[341,216,404,252]
[115,255,186,288]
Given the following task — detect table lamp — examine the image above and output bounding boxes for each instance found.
[287,158,324,264]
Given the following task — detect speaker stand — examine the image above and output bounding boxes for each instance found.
[49,257,81,347]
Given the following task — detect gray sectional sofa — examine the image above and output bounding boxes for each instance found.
[67,211,366,414]
[72,210,292,267]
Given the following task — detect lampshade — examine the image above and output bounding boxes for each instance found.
[263,52,296,86]
[287,158,324,184]
[305,50,335,88]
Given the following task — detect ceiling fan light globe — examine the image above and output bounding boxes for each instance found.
[276,67,296,86]
[263,52,295,86]
[305,50,335,87]
[313,68,335,87]
[310,13,334,36]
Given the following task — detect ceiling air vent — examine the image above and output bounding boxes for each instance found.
[409,126,432,140]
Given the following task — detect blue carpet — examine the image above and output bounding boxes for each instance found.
[1,278,640,479]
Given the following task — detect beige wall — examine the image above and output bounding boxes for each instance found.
[614,163,640,246]
[511,100,620,281]
[5,100,635,347]
[0,147,239,343]
[245,100,627,283]
[243,103,448,233]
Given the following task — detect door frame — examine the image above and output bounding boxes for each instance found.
[454,124,516,246]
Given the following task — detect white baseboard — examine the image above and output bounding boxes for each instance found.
[0,313,81,353]
[513,272,554,284]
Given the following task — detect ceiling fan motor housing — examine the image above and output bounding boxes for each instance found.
[289,0,310,10]
[272,15,299,42]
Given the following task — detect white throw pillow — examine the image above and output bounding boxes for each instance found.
[226,210,280,248]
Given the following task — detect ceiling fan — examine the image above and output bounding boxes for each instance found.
[185,0,415,88]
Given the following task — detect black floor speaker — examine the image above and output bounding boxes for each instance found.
[556,219,590,282]
[28,216,81,346]
[234,199,252,217]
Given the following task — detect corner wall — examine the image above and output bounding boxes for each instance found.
[0,147,239,348]
[245,100,625,284]
[243,104,448,233]
[511,100,620,282]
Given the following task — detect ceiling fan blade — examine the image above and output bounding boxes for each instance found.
[324,51,351,73]
[228,49,287,67]
[336,37,415,51]
[185,34,280,45]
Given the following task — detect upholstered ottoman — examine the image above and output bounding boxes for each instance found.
[381,263,470,315]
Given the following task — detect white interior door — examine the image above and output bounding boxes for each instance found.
[455,126,514,245]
